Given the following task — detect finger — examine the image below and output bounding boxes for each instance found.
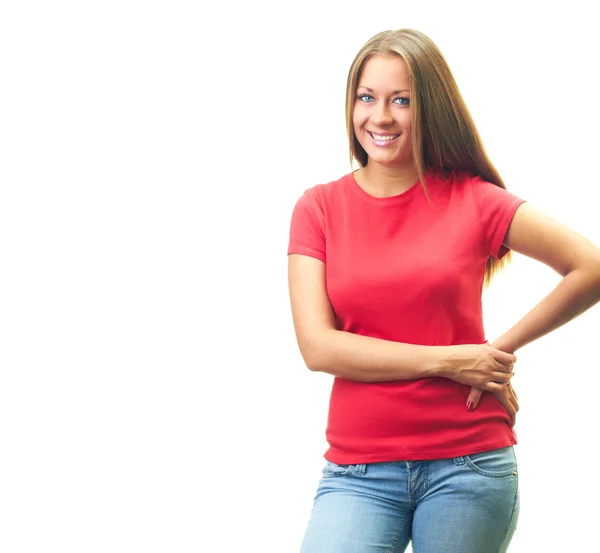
[493,361,514,373]
[492,348,517,365]
[508,388,519,412]
[467,387,483,410]
[481,382,509,392]
[505,383,519,411]
[491,370,513,382]
[502,397,517,427]
[484,381,510,393]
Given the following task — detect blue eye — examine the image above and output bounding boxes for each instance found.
[357,94,374,102]
[356,94,410,105]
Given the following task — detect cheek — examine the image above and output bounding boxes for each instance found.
[352,109,363,131]
[397,110,412,129]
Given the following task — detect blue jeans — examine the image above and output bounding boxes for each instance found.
[299,446,519,553]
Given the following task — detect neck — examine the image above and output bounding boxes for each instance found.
[355,162,420,198]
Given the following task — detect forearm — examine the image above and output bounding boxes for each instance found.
[493,268,600,353]
[306,328,445,382]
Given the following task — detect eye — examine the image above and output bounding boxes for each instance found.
[394,97,410,105]
[356,94,374,103]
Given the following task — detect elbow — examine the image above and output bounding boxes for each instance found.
[301,347,325,373]
[569,260,600,301]
[586,247,600,277]
[565,257,600,282]
[594,265,600,297]
[298,335,332,373]
[582,258,600,288]
[293,324,339,372]
[594,259,600,282]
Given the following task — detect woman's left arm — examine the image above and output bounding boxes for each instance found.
[468,202,600,416]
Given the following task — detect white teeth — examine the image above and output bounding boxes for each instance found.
[370,133,399,141]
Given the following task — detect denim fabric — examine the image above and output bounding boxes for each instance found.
[299,446,519,553]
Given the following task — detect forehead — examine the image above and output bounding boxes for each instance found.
[357,54,410,91]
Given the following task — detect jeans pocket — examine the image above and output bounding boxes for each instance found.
[322,460,355,477]
[464,446,518,478]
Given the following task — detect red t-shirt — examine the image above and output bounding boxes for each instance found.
[287,169,527,463]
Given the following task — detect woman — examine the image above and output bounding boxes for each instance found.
[287,28,600,552]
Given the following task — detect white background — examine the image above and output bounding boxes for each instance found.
[1,1,599,552]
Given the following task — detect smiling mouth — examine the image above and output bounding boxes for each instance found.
[368,131,400,141]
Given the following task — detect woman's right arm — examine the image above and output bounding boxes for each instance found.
[288,253,516,390]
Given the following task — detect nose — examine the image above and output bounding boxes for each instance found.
[372,102,393,126]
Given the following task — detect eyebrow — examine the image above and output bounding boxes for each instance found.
[357,86,410,94]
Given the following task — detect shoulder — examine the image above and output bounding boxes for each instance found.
[304,173,351,198]
[444,170,520,202]
[441,169,485,190]
[295,173,353,210]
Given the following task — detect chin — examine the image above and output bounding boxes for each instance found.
[367,151,409,166]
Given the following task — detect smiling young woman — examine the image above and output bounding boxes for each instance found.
[287,28,600,553]
[352,55,415,194]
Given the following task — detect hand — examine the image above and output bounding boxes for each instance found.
[442,344,516,391]
[466,383,519,427]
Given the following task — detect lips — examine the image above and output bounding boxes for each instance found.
[367,131,401,147]
[368,131,400,141]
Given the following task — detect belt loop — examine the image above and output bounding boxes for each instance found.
[353,464,367,476]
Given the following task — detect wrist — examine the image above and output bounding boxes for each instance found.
[428,345,454,378]
[489,338,516,354]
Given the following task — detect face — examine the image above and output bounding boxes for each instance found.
[353,54,413,168]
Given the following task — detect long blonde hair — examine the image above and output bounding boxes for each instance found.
[346,28,511,287]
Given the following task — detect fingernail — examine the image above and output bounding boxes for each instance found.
[467,401,473,410]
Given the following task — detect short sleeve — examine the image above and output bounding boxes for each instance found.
[470,177,526,260]
[287,190,326,262]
